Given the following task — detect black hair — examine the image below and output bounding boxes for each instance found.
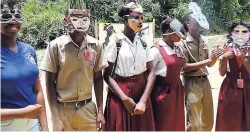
[117,5,131,18]
[160,15,173,34]
[227,20,250,42]
[182,12,193,32]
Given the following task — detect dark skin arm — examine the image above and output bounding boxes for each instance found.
[36,77,49,131]
[103,62,136,113]
[134,61,156,115]
[183,46,226,72]
[44,71,64,131]
[94,71,106,130]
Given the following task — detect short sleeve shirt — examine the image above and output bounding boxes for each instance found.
[106,33,153,77]
[1,41,39,108]
[41,35,108,102]
[178,33,209,76]
[151,40,186,77]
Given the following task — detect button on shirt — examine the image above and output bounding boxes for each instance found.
[106,33,153,77]
[151,40,186,77]
[178,33,209,76]
[1,41,39,108]
[41,35,108,102]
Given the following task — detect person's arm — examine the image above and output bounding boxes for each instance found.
[103,63,136,112]
[134,61,155,115]
[44,71,64,131]
[183,48,225,72]
[1,105,42,121]
[94,71,105,130]
[219,51,234,76]
[239,48,250,75]
[35,77,48,131]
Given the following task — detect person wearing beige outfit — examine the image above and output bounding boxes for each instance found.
[41,3,107,131]
[179,12,225,131]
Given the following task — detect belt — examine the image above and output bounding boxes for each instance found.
[59,98,92,108]
[114,72,146,81]
[186,75,207,79]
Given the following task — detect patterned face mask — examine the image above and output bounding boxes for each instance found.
[65,9,90,33]
[232,27,250,46]
[1,4,24,23]
[127,11,144,32]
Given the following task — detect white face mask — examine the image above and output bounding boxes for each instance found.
[188,2,210,30]
[231,27,250,46]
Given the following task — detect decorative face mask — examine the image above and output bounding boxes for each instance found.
[127,11,144,32]
[188,2,209,30]
[66,9,90,33]
[232,27,250,46]
[163,18,187,39]
[1,4,23,23]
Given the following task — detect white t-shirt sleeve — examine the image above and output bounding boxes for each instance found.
[106,39,117,63]
[146,47,154,62]
[150,47,160,67]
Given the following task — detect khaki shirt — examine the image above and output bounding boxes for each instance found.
[41,35,108,102]
[178,33,209,76]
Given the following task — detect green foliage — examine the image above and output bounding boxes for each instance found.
[20,0,68,49]
[19,0,250,49]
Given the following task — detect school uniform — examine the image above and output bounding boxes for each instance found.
[216,44,250,131]
[150,40,186,131]
[41,34,108,131]
[179,33,214,131]
[1,41,41,131]
[104,33,155,131]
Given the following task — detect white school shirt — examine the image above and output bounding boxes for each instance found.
[106,33,153,77]
[151,40,186,77]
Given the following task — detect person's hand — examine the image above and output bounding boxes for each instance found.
[21,104,43,119]
[122,96,136,114]
[222,51,235,60]
[235,47,247,60]
[210,48,224,60]
[52,117,64,131]
[96,111,106,131]
[134,102,146,115]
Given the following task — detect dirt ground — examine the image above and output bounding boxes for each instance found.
[38,35,227,131]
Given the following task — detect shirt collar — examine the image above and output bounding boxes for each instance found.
[158,39,177,50]
[66,34,97,49]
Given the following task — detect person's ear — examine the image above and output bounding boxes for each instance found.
[64,16,70,23]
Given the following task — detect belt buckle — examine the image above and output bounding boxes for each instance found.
[130,76,136,80]
[75,101,80,108]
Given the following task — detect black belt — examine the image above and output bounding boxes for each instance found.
[59,98,92,108]
[186,75,207,79]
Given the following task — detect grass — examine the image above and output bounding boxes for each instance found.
[36,35,228,67]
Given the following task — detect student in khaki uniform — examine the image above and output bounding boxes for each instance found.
[41,3,107,131]
[179,12,225,131]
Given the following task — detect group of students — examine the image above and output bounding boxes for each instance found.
[1,0,250,131]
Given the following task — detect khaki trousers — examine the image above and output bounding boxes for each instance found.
[183,76,214,131]
[57,101,97,131]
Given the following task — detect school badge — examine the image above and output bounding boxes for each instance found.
[83,46,95,68]
[27,54,36,64]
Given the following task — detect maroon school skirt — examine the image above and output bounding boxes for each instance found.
[104,72,155,131]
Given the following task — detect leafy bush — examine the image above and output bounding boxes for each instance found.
[20,0,68,49]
